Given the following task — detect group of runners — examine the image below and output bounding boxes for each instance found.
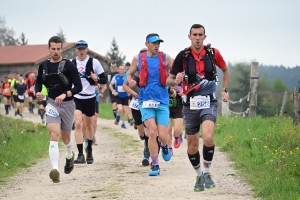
[0,23,230,192]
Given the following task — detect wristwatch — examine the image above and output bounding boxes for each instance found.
[222,87,228,93]
[64,91,68,97]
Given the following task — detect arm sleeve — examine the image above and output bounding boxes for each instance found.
[34,63,44,93]
[170,51,184,75]
[68,61,82,95]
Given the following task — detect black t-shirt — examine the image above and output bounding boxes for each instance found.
[14,83,27,95]
[35,59,82,101]
[170,51,185,76]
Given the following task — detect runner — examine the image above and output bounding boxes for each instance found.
[14,76,27,118]
[109,65,129,129]
[124,61,134,126]
[107,63,118,118]
[128,33,174,176]
[167,84,184,156]
[72,40,107,164]
[37,84,48,123]
[123,52,150,166]
[24,73,36,114]
[35,36,82,183]
[2,76,11,115]
[167,24,230,191]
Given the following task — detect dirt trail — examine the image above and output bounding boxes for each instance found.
[0,107,256,200]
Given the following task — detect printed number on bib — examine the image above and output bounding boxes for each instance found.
[142,100,160,109]
[117,86,125,92]
[46,104,59,117]
[18,95,25,100]
[129,98,139,110]
[190,95,210,110]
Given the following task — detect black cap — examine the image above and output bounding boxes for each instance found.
[76,40,88,49]
[125,62,131,66]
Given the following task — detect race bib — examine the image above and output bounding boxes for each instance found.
[25,94,29,98]
[142,100,160,109]
[30,86,34,91]
[117,86,125,92]
[43,96,47,101]
[46,103,59,117]
[129,98,140,110]
[190,95,210,110]
[18,95,25,100]
[4,88,10,92]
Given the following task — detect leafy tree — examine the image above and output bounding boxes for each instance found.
[0,16,18,46]
[106,37,126,66]
[18,32,28,45]
[57,27,66,43]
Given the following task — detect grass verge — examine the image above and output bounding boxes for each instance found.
[0,115,49,185]
[214,116,300,200]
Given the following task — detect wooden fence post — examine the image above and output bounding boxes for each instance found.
[293,87,299,126]
[279,90,288,124]
[248,62,259,118]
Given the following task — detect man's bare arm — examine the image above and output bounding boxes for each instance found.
[167,74,177,87]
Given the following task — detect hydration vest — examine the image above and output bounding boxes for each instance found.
[139,51,168,87]
[182,44,218,95]
[42,59,69,88]
[72,57,95,85]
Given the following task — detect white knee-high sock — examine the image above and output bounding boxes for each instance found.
[65,139,73,159]
[49,141,59,171]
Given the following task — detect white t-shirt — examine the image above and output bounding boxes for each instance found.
[74,56,104,99]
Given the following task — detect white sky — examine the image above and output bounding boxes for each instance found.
[1,0,299,67]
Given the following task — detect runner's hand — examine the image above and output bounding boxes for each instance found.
[98,93,103,98]
[55,93,66,104]
[36,92,44,101]
[128,79,136,88]
[113,91,118,96]
[221,91,229,102]
[90,72,98,82]
[176,72,184,84]
[170,88,177,98]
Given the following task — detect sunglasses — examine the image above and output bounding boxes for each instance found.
[77,41,87,45]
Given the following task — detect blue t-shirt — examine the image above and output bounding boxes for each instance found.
[137,53,169,105]
[114,74,127,98]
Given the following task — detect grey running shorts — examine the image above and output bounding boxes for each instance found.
[46,97,75,133]
[183,101,218,135]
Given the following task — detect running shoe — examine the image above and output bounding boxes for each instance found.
[173,136,181,148]
[74,154,86,164]
[194,175,205,192]
[121,123,127,129]
[161,145,171,161]
[86,149,94,164]
[64,151,75,174]
[149,165,160,176]
[143,140,150,158]
[203,172,216,188]
[49,169,60,183]
[142,158,150,166]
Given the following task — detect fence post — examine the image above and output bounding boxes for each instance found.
[293,87,299,126]
[279,90,288,125]
[248,62,259,118]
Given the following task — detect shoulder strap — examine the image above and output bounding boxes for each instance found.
[58,58,67,73]
[72,59,76,66]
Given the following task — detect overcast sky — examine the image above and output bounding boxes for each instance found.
[1,0,299,67]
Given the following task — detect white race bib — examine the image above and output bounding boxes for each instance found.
[4,88,10,92]
[46,103,59,117]
[117,86,125,92]
[30,86,34,91]
[142,100,160,109]
[18,95,25,100]
[129,98,140,110]
[43,96,47,101]
[190,95,210,110]
[25,94,29,98]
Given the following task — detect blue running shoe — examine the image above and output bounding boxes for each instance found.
[203,172,216,188]
[149,165,160,176]
[114,115,120,124]
[121,123,127,129]
[161,145,171,161]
